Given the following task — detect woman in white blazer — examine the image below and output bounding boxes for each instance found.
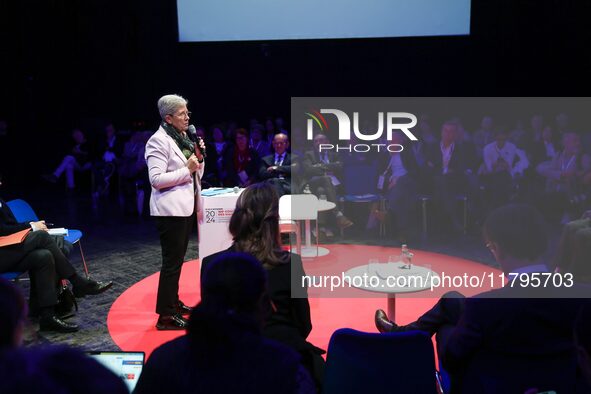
[145,94,204,330]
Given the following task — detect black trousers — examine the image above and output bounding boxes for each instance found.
[155,215,193,315]
[396,291,466,356]
[0,231,77,307]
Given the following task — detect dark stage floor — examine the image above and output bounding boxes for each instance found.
[6,186,524,352]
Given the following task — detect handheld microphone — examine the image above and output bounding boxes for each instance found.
[187,125,207,159]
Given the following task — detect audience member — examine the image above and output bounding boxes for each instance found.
[0,278,27,350]
[265,118,277,144]
[375,204,590,393]
[378,132,419,241]
[118,131,148,215]
[0,173,113,333]
[555,112,571,136]
[201,183,325,389]
[222,128,260,187]
[43,129,92,190]
[528,114,545,144]
[417,114,438,145]
[425,121,471,233]
[480,129,529,209]
[135,252,315,394]
[92,123,123,196]
[0,346,128,394]
[302,134,353,231]
[509,119,527,148]
[537,132,590,223]
[528,125,558,167]
[259,133,296,197]
[275,117,289,135]
[250,123,272,159]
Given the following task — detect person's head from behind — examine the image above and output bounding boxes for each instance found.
[190,252,268,337]
[483,204,548,274]
[0,279,27,350]
[229,182,283,264]
[575,303,591,387]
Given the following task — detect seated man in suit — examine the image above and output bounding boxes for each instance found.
[0,173,112,333]
[425,121,471,233]
[302,134,352,231]
[259,133,296,197]
[375,204,591,392]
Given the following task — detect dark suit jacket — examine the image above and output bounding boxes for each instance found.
[258,152,297,181]
[302,150,343,180]
[442,284,591,393]
[425,142,471,177]
[201,247,313,350]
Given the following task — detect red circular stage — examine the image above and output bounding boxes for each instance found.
[107,245,500,358]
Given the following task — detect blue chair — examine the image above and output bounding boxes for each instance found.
[323,328,439,394]
[6,199,89,278]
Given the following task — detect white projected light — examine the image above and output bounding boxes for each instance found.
[177,0,471,42]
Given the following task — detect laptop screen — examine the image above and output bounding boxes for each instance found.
[88,351,144,392]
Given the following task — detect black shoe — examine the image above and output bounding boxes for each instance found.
[177,300,193,316]
[375,309,398,333]
[39,315,79,333]
[156,314,188,330]
[73,280,113,298]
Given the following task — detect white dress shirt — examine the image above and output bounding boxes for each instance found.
[483,141,529,177]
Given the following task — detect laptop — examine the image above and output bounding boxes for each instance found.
[88,351,145,392]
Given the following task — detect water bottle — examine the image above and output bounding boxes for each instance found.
[401,244,411,268]
[303,184,311,194]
